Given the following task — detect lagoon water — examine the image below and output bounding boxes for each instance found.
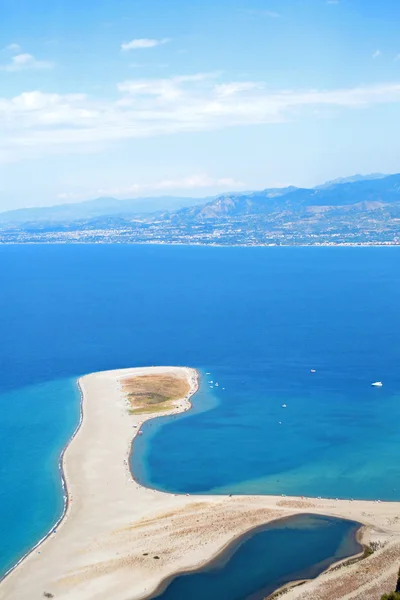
[1,245,400,578]
[151,514,361,600]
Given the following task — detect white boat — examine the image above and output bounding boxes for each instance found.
[282,404,287,408]
[310,369,316,373]
[206,372,210,375]
[215,383,219,387]
[371,381,383,387]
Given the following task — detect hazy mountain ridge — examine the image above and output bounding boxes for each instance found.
[170,186,300,219]
[0,187,299,226]
[1,173,399,245]
[170,173,400,221]
[0,195,212,224]
[0,173,387,226]
[315,173,387,189]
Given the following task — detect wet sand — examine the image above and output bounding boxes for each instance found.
[1,366,400,600]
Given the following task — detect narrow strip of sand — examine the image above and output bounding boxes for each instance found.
[1,366,400,600]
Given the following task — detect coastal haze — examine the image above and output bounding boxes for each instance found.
[1,173,400,245]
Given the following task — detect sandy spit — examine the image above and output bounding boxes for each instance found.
[1,366,400,600]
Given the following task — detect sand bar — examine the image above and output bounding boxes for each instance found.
[1,366,400,600]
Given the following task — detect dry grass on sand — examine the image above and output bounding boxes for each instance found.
[122,373,191,414]
[3,366,400,600]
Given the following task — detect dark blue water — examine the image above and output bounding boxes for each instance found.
[150,514,361,600]
[1,245,399,577]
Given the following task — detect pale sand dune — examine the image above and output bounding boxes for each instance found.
[1,366,400,600]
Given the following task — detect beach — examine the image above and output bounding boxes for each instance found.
[1,366,400,600]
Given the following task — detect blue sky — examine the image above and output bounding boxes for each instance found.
[1,0,400,209]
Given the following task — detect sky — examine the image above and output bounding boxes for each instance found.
[2,0,400,210]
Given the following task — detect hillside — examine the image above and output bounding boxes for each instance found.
[1,173,399,245]
[316,173,387,189]
[172,174,400,221]
[0,195,212,224]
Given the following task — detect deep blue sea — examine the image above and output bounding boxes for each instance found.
[1,245,400,578]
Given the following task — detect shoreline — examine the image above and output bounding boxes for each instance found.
[266,525,367,600]
[145,513,364,600]
[126,367,199,490]
[0,379,85,584]
[1,241,400,248]
[0,367,198,587]
[1,366,400,600]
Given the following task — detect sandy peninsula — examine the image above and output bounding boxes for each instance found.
[1,366,400,600]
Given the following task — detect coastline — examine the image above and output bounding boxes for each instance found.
[0,379,85,584]
[145,513,364,600]
[1,241,400,247]
[266,525,366,600]
[1,366,400,600]
[1,367,198,584]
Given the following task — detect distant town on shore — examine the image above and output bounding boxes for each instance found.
[1,173,400,246]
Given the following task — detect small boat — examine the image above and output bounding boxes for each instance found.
[310,369,316,373]
[282,404,287,408]
[371,381,383,387]
[215,383,219,387]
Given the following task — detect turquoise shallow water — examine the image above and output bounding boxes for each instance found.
[0,378,80,575]
[1,245,400,578]
[133,370,400,499]
[150,514,361,600]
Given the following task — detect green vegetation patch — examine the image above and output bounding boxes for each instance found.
[129,400,175,415]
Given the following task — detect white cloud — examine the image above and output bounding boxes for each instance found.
[263,10,279,17]
[117,72,217,101]
[2,76,400,161]
[238,8,280,19]
[239,9,279,17]
[255,10,279,17]
[4,43,21,52]
[57,175,245,200]
[118,78,182,101]
[1,51,53,72]
[121,38,170,51]
[372,50,382,59]
[148,174,243,191]
[214,82,262,96]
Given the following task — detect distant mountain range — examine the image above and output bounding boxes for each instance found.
[315,173,386,189]
[171,173,400,221]
[0,195,212,224]
[1,173,399,245]
[0,173,391,226]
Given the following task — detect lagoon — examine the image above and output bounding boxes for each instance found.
[150,514,361,600]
